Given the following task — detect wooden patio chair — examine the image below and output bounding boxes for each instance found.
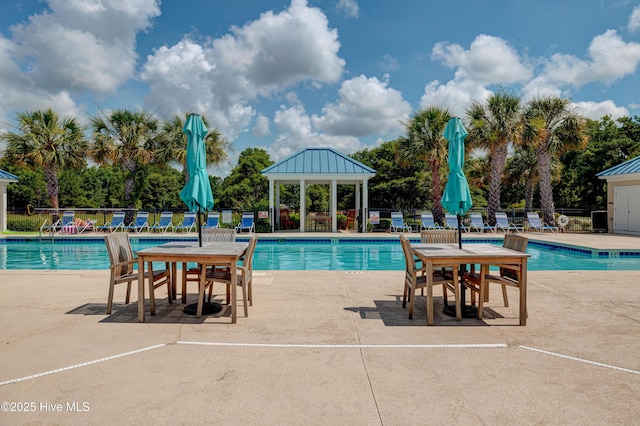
[104,232,171,314]
[463,234,529,318]
[399,235,460,323]
[181,228,237,304]
[205,234,259,317]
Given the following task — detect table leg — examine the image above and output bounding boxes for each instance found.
[426,262,434,326]
[520,259,527,326]
[230,261,237,324]
[196,265,206,317]
[477,264,488,320]
[171,262,177,300]
[137,258,145,322]
[181,262,188,304]
[148,262,156,316]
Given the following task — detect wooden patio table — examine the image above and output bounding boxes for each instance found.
[412,243,530,326]
[136,241,248,323]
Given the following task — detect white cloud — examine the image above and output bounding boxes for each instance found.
[537,30,640,87]
[253,115,271,137]
[312,75,412,137]
[629,5,640,33]
[432,34,532,84]
[10,0,160,93]
[336,0,359,18]
[141,0,345,140]
[572,100,629,120]
[271,104,364,160]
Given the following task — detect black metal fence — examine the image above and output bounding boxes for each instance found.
[4,206,606,234]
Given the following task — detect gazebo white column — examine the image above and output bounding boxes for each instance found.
[331,179,337,232]
[362,178,369,233]
[299,179,306,233]
[1,184,8,232]
[355,183,361,232]
[268,178,275,232]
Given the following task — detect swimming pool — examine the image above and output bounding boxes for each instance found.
[1,237,639,271]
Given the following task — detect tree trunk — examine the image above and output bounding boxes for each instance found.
[487,143,508,225]
[44,165,59,209]
[537,143,555,224]
[430,159,444,225]
[524,178,534,211]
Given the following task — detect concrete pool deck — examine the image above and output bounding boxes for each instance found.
[0,231,639,424]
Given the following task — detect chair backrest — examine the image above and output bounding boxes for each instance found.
[399,235,417,274]
[206,212,220,227]
[495,212,510,226]
[527,212,543,227]
[420,229,458,243]
[111,211,126,225]
[421,212,435,227]
[61,211,75,226]
[104,233,134,276]
[134,212,149,225]
[158,212,173,225]
[469,213,484,227]
[391,212,404,225]
[347,209,357,219]
[181,212,196,226]
[503,234,528,252]
[201,228,236,243]
[242,235,259,269]
[444,214,458,228]
[241,212,254,226]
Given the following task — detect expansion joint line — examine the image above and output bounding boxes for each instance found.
[519,345,640,375]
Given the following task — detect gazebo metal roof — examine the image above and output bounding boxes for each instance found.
[597,155,640,178]
[0,170,19,182]
[262,147,375,175]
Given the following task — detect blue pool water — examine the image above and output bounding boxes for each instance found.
[0,237,638,271]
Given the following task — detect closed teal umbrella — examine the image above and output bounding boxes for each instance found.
[441,117,472,223]
[180,114,214,247]
[441,117,474,318]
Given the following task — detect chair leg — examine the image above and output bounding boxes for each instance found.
[501,285,509,307]
[125,282,131,305]
[408,286,416,319]
[241,282,248,317]
[402,284,408,308]
[107,274,116,315]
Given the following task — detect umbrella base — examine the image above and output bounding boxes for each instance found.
[183,302,222,316]
[443,304,478,319]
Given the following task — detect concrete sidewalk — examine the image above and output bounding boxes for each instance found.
[1,267,639,425]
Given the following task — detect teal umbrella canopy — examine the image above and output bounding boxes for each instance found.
[441,117,472,216]
[180,114,214,214]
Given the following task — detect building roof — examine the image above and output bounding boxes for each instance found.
[262,147,375,175]
[597,155,640,178]
[0,170,19,182]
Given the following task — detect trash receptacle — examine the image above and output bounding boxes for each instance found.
[591,210,608,233]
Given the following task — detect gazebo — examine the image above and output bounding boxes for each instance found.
[261,147,376,232]
[0,170,19,232]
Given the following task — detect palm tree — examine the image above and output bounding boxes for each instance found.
[397,107,451,225]
[156,113,231,183]
[505,144,538,210]
[466,89,524,224]
[90,109,163,209]
[524,96,588,224]
[1,108,87,209]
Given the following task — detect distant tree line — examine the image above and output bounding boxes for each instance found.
[2,96,640,225]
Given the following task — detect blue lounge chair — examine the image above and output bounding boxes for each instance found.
[150,212,174,233]
[420,212,442,230]
[390,211,411,233]
[495,212,523,233]
[469,212,495,233]
[444,213,469,232]
[126,211,150,233]
[235,212,255,233]
[203,212,220,229]
[527,212,558,233]
[175,212,197,233]
[52,211,75,233]
[98,211,126,233]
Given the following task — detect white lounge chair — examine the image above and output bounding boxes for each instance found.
[420,212,442,230]
[390,211,411,233]
[495,212,523,233]
[469,212,495,233]
[526,212,558,233]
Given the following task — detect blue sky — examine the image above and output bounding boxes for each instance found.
[1,0,639,175]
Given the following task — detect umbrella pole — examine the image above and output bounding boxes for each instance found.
[197,211,203,247]
[443,214,477,319]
